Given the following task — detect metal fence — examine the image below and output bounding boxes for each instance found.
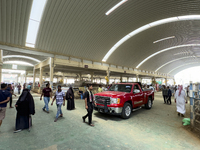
[194,98,200,131]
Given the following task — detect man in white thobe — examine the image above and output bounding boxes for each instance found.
[175,85,187,117]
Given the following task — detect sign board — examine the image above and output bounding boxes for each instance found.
[84,65,88,68]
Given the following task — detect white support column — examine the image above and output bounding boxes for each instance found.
[106,68,110,85]
[24,71,27,84]
[127,77,129,82]
[120,75,122,83]
[79,73,82,81]
[91,72,94,82]
[0,50,3,83]
[33,68,36,89]
[39,67,44,92]
[136,74,139,82]
[165,77,167,86]
[49,58,54,89]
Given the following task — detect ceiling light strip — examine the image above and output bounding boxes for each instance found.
[102,15,200,62]
[153,36,175,44]
[155,56,195,72]
[168,62,199,74]
[25,0,47,48]
[136,44,200,68]
[3,55,41,62]
[105,0,128,15]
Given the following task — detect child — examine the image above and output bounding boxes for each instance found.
[51,85,65,122]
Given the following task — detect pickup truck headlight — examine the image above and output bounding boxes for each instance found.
[110,98,120,104]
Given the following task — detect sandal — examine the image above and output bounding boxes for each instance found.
[89,124,94,127]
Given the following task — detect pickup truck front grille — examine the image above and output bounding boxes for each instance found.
[95,96,110,105]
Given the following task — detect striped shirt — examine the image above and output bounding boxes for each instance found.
[55,91,65,104]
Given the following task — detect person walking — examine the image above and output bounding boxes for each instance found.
[6,84,16,108]
[186,86,189,97]
[40,83,52,113]
[162,86,168,104]
[14,89,35,133]
[17,83,21,95]
[0,84,11,129]
[175,85,187,117]
[51,85,65,122]
[66,86,75,110]
[167,86,172,105]
[82,85,97,127]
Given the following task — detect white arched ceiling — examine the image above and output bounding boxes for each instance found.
[3,61,34,66]
[168,62,200,74]
[2,1,200,76]
[155,56,196,72]
[102,15,200,62]
[3,55,40,62]
[136,44,200,68]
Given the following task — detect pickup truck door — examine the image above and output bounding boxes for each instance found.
[131,84,144,107]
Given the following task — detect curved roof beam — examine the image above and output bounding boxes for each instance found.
[155,56,195,72]
[168,62,200,74]
[3,61,34,66]
[136,44,200,69]
[3,55,40,62]
[102,15,200,62]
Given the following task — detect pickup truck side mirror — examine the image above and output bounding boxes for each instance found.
[133,89,140,94]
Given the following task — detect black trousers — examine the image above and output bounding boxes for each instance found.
[163,96,166,103]
[167,96,171,104]
[18,89,20,94]
[83,102,93,125]
[10,96,12,107]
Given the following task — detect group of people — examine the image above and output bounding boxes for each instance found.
[162,85,188,117]
[0,83,35,133]
[40,83,75,122]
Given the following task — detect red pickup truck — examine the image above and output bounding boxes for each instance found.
[94,82,154,119]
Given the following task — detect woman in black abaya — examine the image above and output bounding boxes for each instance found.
[66,87,75,110]
[14,89,35,133]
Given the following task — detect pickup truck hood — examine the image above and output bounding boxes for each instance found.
[95,91,127,97]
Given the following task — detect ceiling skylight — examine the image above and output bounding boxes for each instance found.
[136,44,200,69]
[25,0,47,48]
[105,0,128,15]
[102,15,200,62]
[153,36,175,44]
[174,52,190,55]
[3,55,40,62]
[4,61,34,66]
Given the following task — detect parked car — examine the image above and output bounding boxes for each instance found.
[94,82,154,119]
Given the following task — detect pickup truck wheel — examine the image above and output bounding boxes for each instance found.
[145,98,152,109]
[121,103,132,119]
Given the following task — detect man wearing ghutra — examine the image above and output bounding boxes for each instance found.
[82,84,97,126]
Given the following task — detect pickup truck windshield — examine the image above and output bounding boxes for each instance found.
[109,84,132,93]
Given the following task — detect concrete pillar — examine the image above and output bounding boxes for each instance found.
[106,68,110,85]
[136,75,139,82]
[0,50,3,83]
[120,75,122,83]
[24,71,27,84]
[100,78,101,83]
[33,68,36,89]
[79,73,82,81]
[127,77,129,82]
[49,58,54,89]
[165,78,167,86]
[39,67,44,92]
[91,72,94,82]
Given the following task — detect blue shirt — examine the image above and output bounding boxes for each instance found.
[0,90,10,107]
[27,85,31,90]
[6,87,12,98]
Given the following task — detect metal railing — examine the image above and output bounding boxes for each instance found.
[194,98,200,131]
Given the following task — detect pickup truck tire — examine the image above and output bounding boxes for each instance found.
[121,103,132,119]
[145,97,152,109]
